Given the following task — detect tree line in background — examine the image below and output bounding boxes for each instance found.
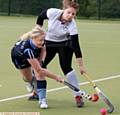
[0,0,120,19]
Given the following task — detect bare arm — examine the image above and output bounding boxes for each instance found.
[76,57,86,75]
[70,34,86,74]
[27,58,63,82]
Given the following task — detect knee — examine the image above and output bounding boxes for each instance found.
[33,70,45,81]
[61,65,73,75]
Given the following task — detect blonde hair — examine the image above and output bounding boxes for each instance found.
[20,26,45,40]
[62,0,79,10]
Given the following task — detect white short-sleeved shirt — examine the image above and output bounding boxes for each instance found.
[46,8,78,42]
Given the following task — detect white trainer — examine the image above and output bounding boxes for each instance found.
[39,98,48,109]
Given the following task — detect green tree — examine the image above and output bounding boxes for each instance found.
[101,0,120,18]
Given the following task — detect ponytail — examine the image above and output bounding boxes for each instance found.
[20,26,45,40]
[31,26,45,38]
[20,32,31,40]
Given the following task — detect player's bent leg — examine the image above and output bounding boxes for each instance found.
[59,46,84,107]
[66,70,84,107]
[19,68,38,100]
[20,68,34,92]
[28,70,39,100]
[34,70,48,109]
[37,80,48,109]
[35,46,57,108]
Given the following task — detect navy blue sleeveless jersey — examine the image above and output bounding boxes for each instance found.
[11,38,42,69]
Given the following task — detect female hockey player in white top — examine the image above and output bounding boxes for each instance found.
[36,0,86,108]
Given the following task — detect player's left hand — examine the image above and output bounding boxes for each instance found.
[79,65,86,75]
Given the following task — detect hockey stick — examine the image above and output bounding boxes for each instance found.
[83,73,114,113]
[63,80,98,102]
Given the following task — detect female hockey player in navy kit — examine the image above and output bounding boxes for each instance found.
[35,0,86,108]
[11,27,63,108]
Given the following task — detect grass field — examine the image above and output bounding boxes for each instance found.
[0,16,120,115]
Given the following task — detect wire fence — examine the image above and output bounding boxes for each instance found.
[0,0,120,19]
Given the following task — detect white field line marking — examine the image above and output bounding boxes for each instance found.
[0,74,120,103]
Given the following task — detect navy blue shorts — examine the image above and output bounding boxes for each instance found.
[11,47,31,69]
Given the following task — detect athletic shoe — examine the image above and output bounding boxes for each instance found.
[28,91,39,100]
[75,96,84,107]
[39,98,48,109]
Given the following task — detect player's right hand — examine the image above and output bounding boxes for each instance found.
[55,76,64,83]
